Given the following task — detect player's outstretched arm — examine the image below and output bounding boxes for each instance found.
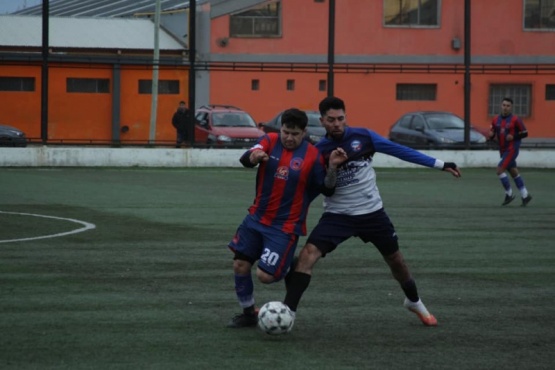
[442,162,462,178]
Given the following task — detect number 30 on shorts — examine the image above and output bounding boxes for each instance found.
[260,248,279,266]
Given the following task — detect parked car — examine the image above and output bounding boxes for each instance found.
[0,124,27,147]
[259,110,326,144]
[194,105,265,148]
[388,111,487,149]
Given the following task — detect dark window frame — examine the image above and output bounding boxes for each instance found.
[488,84,532,117]
[286,79,295,91]
[138,79,180,94]
[0,76,36,92]
[546,84,555,100]
[230,1,281,37]
[67,78,110,93]
[396,83,437,101]
[384,0,440,27]
[523,0,555,30]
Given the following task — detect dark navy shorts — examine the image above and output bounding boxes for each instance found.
[498,149,518,170]
[228,215,299,280]
[307,208,399,257]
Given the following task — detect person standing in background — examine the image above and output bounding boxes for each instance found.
[489,97,532,206]
[172,101,191,148]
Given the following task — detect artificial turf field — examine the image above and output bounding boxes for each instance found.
[1,167,554,370]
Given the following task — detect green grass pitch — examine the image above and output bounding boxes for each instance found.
[1,167,554,369]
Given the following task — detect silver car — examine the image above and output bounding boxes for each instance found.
[0,124,27,147]
[388,111,487,149]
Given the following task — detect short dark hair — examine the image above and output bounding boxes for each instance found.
[502,97,513,105]
[179,101,186,105]
[281,108,308,130]
[319,96,346,116]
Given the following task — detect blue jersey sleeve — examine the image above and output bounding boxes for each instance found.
[369,130,439,168]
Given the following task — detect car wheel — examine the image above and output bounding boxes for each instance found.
[0,137,13,147]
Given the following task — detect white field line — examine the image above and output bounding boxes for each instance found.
[0,211,96,244]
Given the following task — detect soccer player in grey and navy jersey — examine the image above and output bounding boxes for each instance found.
[283,96,462,327]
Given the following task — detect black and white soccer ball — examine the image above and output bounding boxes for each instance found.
[257,301,294,335]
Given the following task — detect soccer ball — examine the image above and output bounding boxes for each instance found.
[257,301,294,335]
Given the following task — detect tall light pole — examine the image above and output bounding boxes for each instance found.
[188,0,197,145]
[149,0,162,144]
[464,0,471,149]
[327,0,335,97]
[41,0,49,144]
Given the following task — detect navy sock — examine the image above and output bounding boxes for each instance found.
[401,278,419,303]
[234,273,254,310]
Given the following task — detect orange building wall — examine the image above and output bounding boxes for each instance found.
[207,0,555,138]
[119,67,188,143]
[47,66,113,141]
[0,65,42,138]
[209,71,328,124]
[210,0,328,54]
[0,64,188,143]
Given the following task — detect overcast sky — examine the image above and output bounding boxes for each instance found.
[0,0,42,14]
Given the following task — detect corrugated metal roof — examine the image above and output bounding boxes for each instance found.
[0,15,185,50]
[14,0,267,18]
[15,0,195,17]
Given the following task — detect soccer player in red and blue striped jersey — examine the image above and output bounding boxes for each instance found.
[226,108,346,328]
[489,97,532,206]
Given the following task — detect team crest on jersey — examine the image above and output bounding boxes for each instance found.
[290,157,303,171]
[351,140,362,151]
[275,166,289,180]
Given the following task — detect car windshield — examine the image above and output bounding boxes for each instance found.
[426,114,465,130]
[212,113,257,127]
[306,112,322,127]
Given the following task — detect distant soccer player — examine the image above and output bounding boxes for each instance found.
[488,97,532,206]
[226,108,346,328]
[283,96,461,327]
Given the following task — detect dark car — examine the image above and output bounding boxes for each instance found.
[194,105,265,148]
[388,111,487,149]
[0,124,27,147]
[259,110,326,144]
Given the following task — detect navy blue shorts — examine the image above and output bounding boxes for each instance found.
[307,208,399,257]
[228,215,299,280]
[498,149,518,170]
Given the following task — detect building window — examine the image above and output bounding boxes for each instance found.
[318,80,327,91]
[488,84,532,117]
[230,1,281,37]
[524,0,555,30]
[286,79,295,91]
[384,0,439,27]
[251,79,260,91]
[67,78,110,93]
[396,83,437,100]
[138,80,179,94]
[0,77,35,91]
[547,84,555,100]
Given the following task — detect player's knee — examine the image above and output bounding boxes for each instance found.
[233,259,251,275]
[384,250,406,268]
[256,268,276,284]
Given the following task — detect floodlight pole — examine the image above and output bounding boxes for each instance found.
[188,0,197,146]
[327,0,335,97]
[149,0,162,144]
[40,0,49,144]
[464,0,471,149]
